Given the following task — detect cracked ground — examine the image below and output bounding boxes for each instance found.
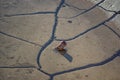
[0,0,120,80]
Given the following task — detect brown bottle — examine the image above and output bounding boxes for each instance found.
[56,41,67,51]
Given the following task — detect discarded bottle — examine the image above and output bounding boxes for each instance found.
[55,41,73,62]
[56,41,67,51]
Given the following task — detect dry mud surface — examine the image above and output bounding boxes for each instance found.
[0,0,120,80]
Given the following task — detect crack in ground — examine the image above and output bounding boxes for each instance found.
[0,31,42,47]
[60,0,105,19]
[55,11,120,41]
[4,11,55,17]
[104,24,120,38]
[49,50,120,80]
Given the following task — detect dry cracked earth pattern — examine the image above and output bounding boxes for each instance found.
[0,0,120,80]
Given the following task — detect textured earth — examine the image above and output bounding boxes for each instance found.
[0,0,120,80]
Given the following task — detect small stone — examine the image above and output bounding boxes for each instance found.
[68,20,72,23]
[62,5,66,7]
[9,56,14,59]
[85,75,88,77]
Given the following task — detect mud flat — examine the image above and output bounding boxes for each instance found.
[0,0,120,80]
